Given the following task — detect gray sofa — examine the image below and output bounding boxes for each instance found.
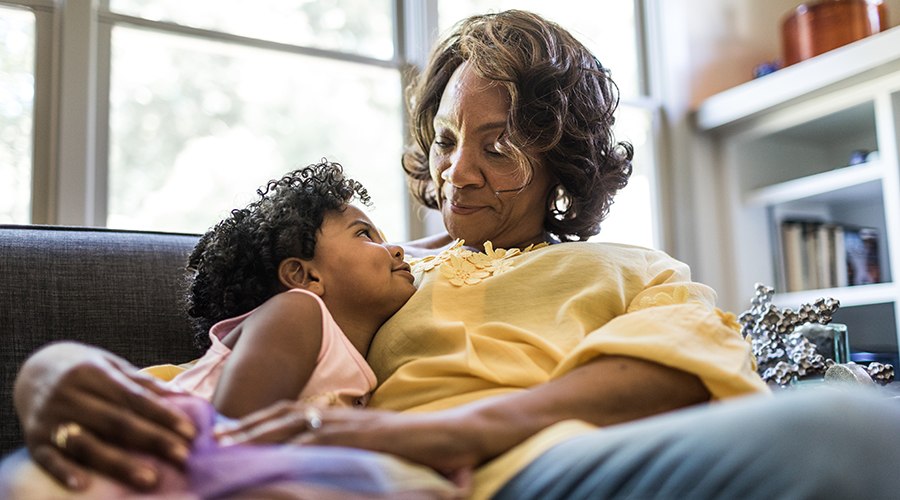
[0,225,203,457]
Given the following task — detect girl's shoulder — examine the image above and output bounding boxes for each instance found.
[279,288,325,305]
[259,288,326,321]
[215,289,324,347]
[230,290,327,342]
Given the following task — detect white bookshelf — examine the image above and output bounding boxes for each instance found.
[697,25,900,361]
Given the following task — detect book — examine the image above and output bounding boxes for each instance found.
[844,227,880,286]
[817,224,834,289]
[781,221,804,292]
[834,225,848,287]
[803,223,820,290]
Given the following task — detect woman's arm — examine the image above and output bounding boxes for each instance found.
[13,342,197,491]
[216,355,710,472]
[211,291,323,418]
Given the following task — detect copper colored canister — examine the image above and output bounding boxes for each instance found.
[782,0,889,66]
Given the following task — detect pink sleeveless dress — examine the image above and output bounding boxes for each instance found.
[169,288,376,408]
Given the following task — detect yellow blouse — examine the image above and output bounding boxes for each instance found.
[366,240,768,499]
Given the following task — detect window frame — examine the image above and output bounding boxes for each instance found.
[1,0,55,223]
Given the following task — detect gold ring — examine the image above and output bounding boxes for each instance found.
[53,422,82,450]
[304,407,323,430]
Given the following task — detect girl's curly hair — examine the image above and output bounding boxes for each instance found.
[185,161,369,349]
[403,9,633,242]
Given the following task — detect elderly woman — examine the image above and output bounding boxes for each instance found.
[8,10,900,500]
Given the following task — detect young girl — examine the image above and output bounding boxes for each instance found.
[167,161,417,419]
[1,162,461,499]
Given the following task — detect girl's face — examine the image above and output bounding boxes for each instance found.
[429,62,554,250]
[310,205,416,326]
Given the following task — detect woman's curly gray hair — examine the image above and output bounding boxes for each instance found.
[402,9,633,241]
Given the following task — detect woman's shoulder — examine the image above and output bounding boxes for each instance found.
[528,241,690,279]
[538,240,676,262]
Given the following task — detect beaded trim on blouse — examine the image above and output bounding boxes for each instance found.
[409,239,548,287]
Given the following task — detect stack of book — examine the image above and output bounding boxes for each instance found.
[780,220,881,292]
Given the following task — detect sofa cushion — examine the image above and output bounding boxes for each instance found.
[0,225,203,456]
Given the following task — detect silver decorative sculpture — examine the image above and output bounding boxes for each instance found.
[738,283,893,387]
[866,361,895,385]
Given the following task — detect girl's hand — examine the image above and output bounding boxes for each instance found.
[14,342,196,491]
[214,400,488,474]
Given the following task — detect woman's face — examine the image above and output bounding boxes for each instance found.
[429,62,554,249]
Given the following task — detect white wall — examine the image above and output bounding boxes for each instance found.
[653,0,900,309]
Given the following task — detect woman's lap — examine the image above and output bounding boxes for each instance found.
[0,447,198,500]
[8,388,899,500]
[492,388,900,500]
[0,446,461,500]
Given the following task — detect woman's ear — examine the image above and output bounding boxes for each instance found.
[278,257,324,296]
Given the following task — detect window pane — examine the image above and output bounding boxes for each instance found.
[108,27,405,240]
[0,6,34,224]
[110,0,395,60]
[437,1,640,99]
[589,106,656,248]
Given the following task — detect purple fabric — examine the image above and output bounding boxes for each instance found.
[168,396,458,500]
[0,396,460,500]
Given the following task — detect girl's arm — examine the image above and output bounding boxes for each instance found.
[9,293,323,491]
[212,291,323,418]
[216,355,710,472]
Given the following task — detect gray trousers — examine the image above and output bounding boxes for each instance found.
[492,388,900,500]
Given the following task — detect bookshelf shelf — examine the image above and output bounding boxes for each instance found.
[698,25,900,363]
[696,26,900,132]
[774,282,898,310]
[745,160,883,207]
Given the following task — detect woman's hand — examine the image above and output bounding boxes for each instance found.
[215,401,488,474]
[14,342,197,491]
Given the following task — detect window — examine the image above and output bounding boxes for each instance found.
[109,0,395,59]
[8,0,409,239]
[437,0,641,98]
[104,1,406,239]
[106,26,403,237]
[0,5,35,224]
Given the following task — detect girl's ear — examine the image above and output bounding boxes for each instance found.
[278,258,325,296]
